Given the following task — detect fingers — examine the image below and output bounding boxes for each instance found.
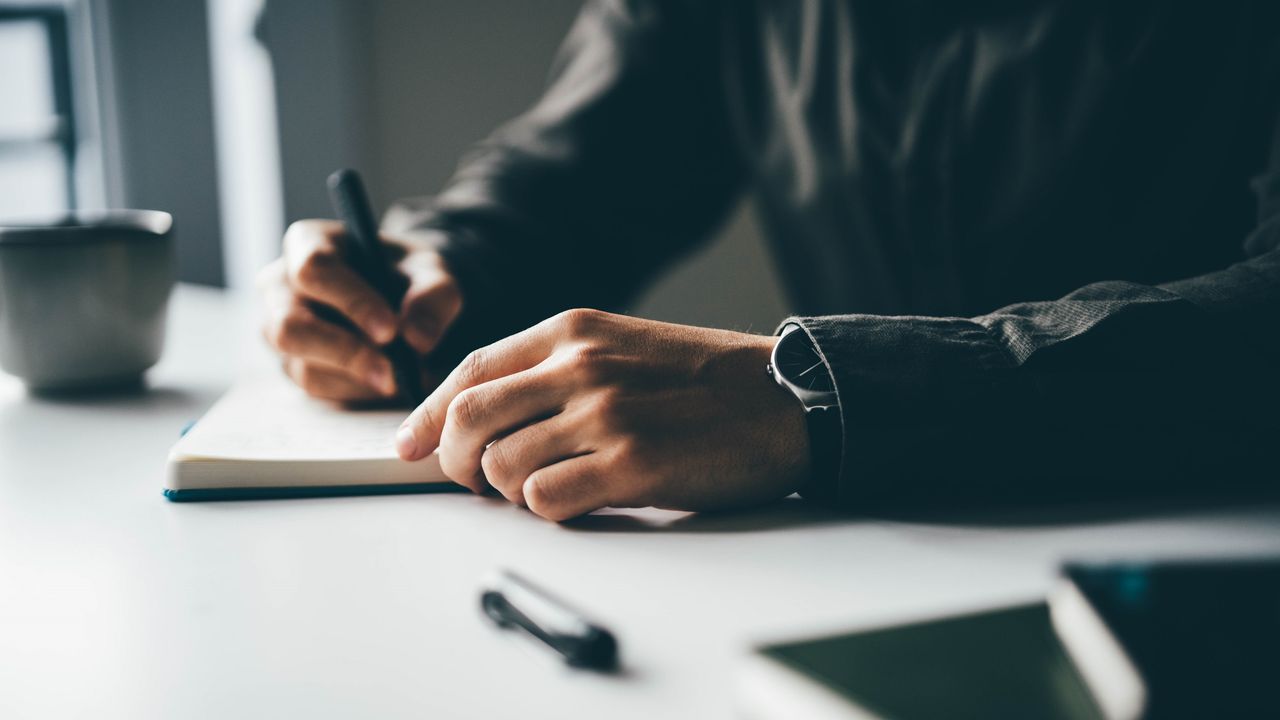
[283,358,390,402]
[397,315,569,459]
[523,454,614,522]
[480,414,592,506]
[431,367,576,490]
[264,220,471,402]
[283,219,398,344]
[264,297,396,396]
[397,249,463,355]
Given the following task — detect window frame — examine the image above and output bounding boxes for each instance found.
[0,4,79,211]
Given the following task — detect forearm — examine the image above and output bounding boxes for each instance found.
[792,244,1280,509]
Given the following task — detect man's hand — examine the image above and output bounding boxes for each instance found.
[258,220,463,401]
[395,309,811,521]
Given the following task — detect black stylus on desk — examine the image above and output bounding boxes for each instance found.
[481,570,619,671]
[326,168,425,405]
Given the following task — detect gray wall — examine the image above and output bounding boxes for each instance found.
[264,0,374,225]
[269,0,789,331]
[102,0,224,285]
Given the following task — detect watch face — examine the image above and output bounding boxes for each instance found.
[774,328,836,394]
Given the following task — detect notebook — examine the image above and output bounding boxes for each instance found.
[738,603,1103,720]
[164,375,456,501]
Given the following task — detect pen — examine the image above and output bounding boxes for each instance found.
[480,570,619,671]
[326,168,425,405]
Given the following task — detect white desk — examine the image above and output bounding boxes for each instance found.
[2,285,1279,719]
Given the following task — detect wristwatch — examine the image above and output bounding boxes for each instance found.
[767,323,842,496]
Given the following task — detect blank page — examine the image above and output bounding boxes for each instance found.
[174,375,411,462]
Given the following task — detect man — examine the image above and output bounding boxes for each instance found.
[259,1,1280,521]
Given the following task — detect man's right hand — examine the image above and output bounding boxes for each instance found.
[258,219,463,402]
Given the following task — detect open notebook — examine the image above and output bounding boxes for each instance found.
[164,375,454,501]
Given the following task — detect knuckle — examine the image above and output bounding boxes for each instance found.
[435,446,472,487]
[522,474,560,519]
[563,344,611,384]
[405,284,448,319]
[589,388,628,432]
[479,446,502,483]
[555,307,606,336]
[266,322,288,352]
[403,317,443,351]
[346,292,374,317]
[273,308,311,353]
[414,289,462,335]
[415,403,440,441]
[283,221,328,265]
[447,388,483,432]
[339,339,373,370]
[294,251,334,288]
[344,294,381,327]
[281,220,308,251]
[415,270,463,311]
[456,349,489,384]
[615,436,654,479]
[438,278,463,316]
[480,445,521,499]
[293,363,320,391]
[284,218,333,246]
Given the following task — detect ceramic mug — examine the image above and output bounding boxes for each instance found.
[0,210,175,391]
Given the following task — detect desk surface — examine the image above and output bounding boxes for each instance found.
[2,285,1279,719]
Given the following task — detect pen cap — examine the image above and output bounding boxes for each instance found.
[480,571,619,670]
[497,572,594,635]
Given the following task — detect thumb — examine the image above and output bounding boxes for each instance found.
[397,250,463,355]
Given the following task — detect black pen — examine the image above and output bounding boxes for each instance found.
[326,168,425,405]
[480,570,619,671]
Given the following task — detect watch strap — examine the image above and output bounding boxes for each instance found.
[801,404,843,502]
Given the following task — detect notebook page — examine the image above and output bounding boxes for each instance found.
[174,375,411,462]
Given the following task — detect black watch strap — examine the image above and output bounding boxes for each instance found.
[802,404,843,501]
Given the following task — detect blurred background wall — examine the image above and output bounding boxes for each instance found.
[109,0,225,285]
[1,0,790,331]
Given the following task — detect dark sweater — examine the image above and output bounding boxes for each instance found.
[387,0,1280,508]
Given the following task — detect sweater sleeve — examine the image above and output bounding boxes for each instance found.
[787,165,1280,511]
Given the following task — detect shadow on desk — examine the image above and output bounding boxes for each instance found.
[867,489,1280,529]
[23,381,221,413]
[567,489,1280,535]
[566,497,853,534]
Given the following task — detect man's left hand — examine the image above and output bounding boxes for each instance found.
[395,309,811,521]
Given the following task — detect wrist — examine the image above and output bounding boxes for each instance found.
[766,323,842,501]
[771,374,813,493]
[744,334,813,493]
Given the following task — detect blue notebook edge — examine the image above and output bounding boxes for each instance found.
[163,483,467,502]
